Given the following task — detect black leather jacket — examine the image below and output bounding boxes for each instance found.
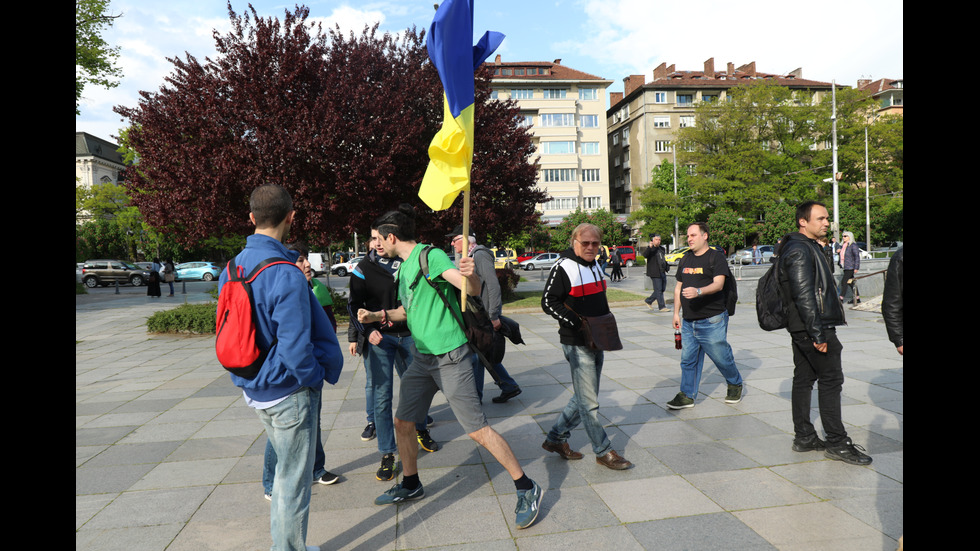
[881,247,903,348]
[777,232,846,343]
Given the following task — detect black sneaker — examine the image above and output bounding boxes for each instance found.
[416,429,440,452]
[725,384,743,404]
[492,388,522,403]
[824,438,872,465]
[792,434,827,452]
[361,422,376,442]
[315,471,339,485]
[666,392,694,410]
[376,453,398,481]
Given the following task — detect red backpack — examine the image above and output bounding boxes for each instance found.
[215,257,301,379]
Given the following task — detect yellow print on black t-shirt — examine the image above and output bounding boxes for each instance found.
[682,267,704,275]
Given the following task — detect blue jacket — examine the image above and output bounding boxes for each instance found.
[218,234,343,403]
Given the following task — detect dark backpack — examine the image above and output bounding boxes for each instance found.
[723,263,738,316]
[756,258,788,331]
[215,257,301,379]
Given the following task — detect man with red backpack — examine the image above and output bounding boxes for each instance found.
[217,184,343,551]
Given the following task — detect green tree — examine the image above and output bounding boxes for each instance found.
[758,201,798,245]
[630,160,701,248]
[76,0,122,115]
[705,209,744,255]
[550,209,628,252]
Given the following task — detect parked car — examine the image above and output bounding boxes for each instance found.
[729,245,775,265]
[79,259,151,288]
[665,245,725,265]
[519,252,560,271]
[175,261,222,281]
[491,247,518,269]
[331,256,364,277]
[517,251,546,263]
[306,252,328,276]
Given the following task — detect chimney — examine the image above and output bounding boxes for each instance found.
[727,62,735,77]
[653,62,668,81]
[856,78,871,89]
[623,74,645,97]
[494,54,501,64]
[553,58,562,65]
[610,92,623,106]
[787,67,803,79]
[703,57,715,79]
[737,62,756,77]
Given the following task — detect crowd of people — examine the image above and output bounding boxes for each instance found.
[219,185,901,551]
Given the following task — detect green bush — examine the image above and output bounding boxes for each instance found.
[495,268,521,299]
[147,302,217,334]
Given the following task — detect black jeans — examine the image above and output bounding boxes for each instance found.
[790,329,847,443]
[645,276,665,309]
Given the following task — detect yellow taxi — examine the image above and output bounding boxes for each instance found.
[490,247,518,269]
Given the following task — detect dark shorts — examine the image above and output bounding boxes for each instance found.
[395,343,489,434]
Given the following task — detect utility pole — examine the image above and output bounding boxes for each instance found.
[865,125,871,251]
[672,145,679,250]
[831,81,840,243]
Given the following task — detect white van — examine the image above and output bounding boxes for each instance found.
[307,252,328,276]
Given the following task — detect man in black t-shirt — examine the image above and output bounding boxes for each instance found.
[667,222,744,409]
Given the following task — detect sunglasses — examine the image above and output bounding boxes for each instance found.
[576,240,601,248]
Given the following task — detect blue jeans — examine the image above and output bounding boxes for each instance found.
[367,333,426,454]
[471,355,520,403]
[255,387,320,551]
[679,311,743,399]
[547,344,612,456]
[262,400,326,495]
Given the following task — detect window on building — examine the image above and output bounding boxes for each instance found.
[518,113,534,127]
[514,68,525,76]
[655,140,671,153]
[490,90,499,100]
[511,88,533,99]
[579,87,598,100]
[654,91,668,103]
[612,134,619,146]
[582,169,600,182]
[582,196,602,209]
[543,196,579,211]
[677,94,693,106]
[543,88,567,99]
[581,142,600,155]
[541,141,576,154]
[543,168,577,182]
[654,116,670,128]
[679,115,695,128]
[540,113,575,127]
[580,114,598,128]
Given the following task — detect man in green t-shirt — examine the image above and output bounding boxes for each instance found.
[356,205,544,530]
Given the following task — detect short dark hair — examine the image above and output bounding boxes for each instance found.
[250,184,293,228]
[373,204,417,241]
[286,240,310,258]
[687,221,709,235]
[795,200,826,228]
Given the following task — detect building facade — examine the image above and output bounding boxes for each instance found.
[486,56,613,225]
[606,59,835,215]
[857,77,903,118]
[76,132,127,223]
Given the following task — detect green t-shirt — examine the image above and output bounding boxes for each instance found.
[396,244,468,355]
[311,278,333,307]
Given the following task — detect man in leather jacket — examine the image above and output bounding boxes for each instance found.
[882,247,903,355]
[778,201,871,466]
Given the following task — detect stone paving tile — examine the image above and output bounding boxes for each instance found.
[76,288,903,550]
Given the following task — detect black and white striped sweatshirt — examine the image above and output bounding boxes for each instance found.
[541,248,611,346]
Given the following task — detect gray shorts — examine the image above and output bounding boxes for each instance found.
[395,342,489,434]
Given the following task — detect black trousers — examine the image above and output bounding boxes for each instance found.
[790,329,847,443]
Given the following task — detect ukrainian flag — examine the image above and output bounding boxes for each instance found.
[419,0,504,211]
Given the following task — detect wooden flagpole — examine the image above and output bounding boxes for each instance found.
[460,187,470,312]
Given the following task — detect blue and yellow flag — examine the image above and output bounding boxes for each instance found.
[419,0,504,211]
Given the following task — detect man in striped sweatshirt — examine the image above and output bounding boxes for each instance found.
[540,223,633,471]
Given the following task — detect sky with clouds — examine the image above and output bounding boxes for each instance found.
[77,0,903,142]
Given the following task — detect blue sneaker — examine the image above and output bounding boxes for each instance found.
[514,480,543,529]
[374,482,424,505]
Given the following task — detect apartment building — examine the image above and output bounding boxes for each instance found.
[606,59,835,214]
[858,77,903,117]
[487,56,613,225]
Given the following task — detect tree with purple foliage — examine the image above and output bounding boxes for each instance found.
[115,3,543,248]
